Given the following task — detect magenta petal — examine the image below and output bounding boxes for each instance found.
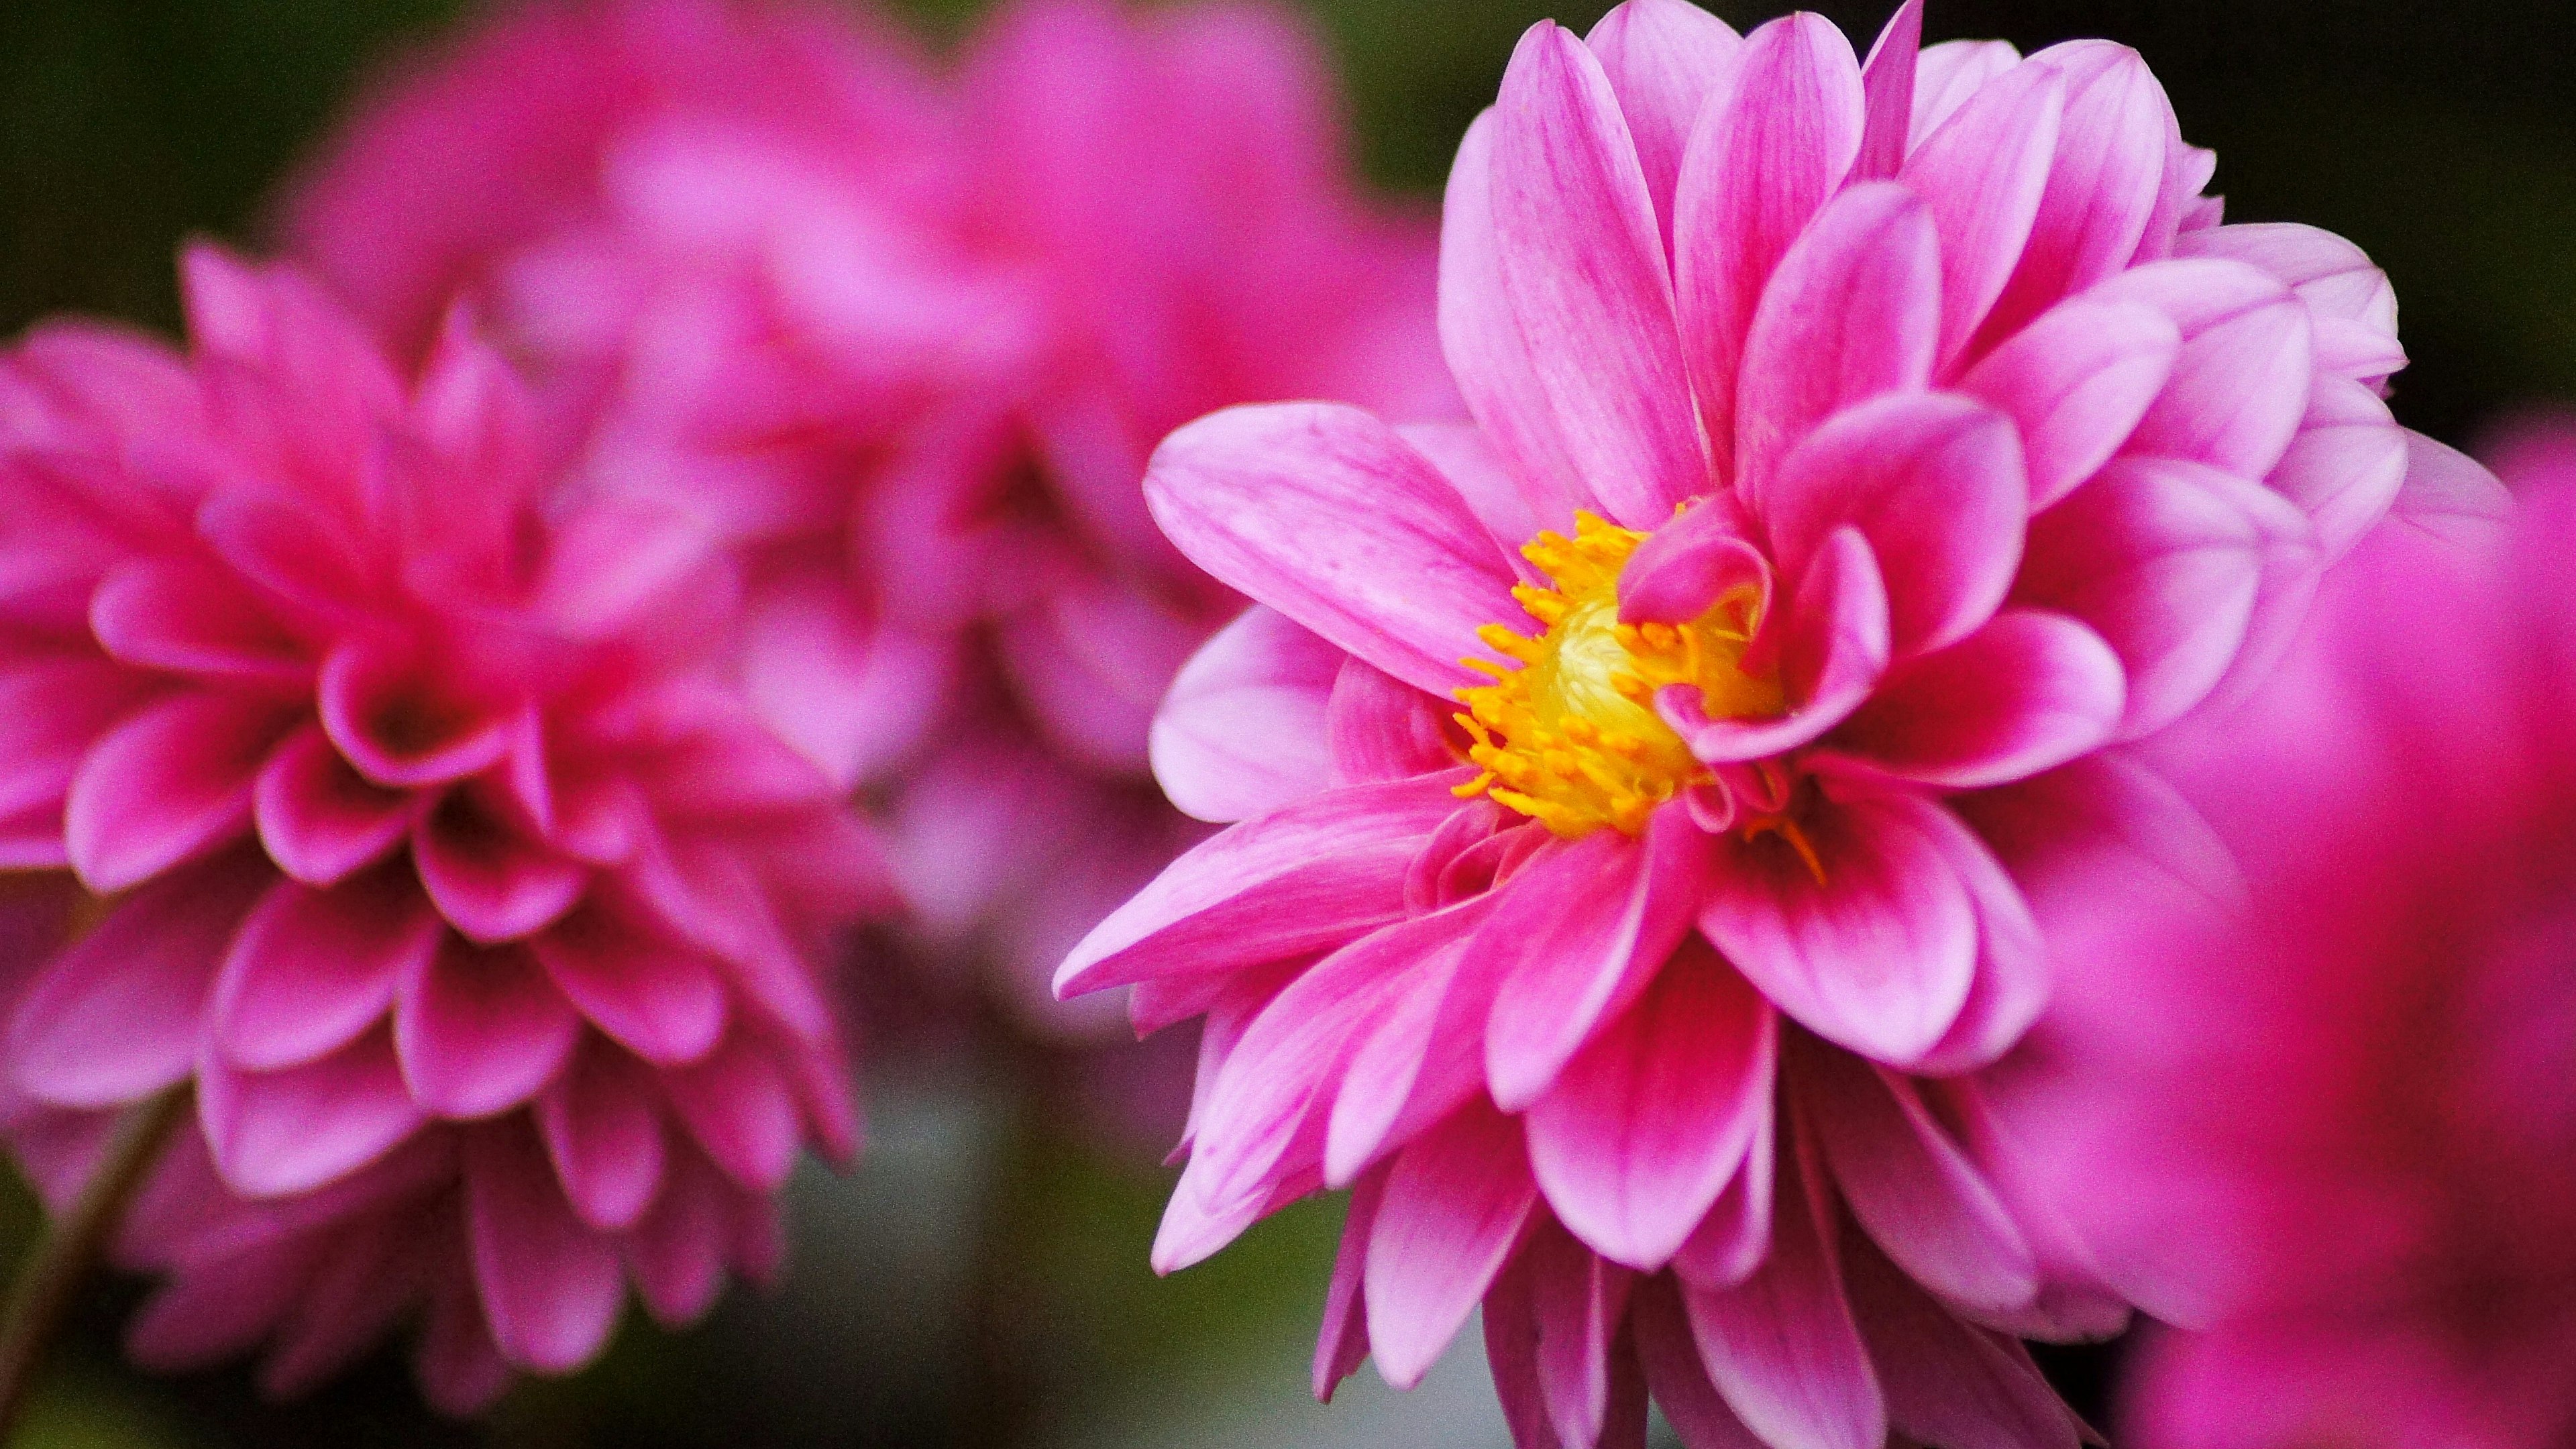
[1960,299,2180,509]
[1672,11,1865,484]
[466,1117,623,1375]
[417,1269,513,1415]
[1731,182,1939,494]
[1491,22,1705,525]
[1682,1122,1886,1449]
[1526,940,1774,1270]
[66,690,288,892]
[1841,1229,2083,1449]
[317,641,511,790]
[1440,113,1593,535]
[1144,403,1521,696]
[1904,814,2051,1077]
[1633,1274,1768,1449]
[413,785,588,944]
[2388,429,2512,549]
[2176,221,2404,383]
[1585,0,1743,242]
[1326,658,1456,786]
[1758,391,2028,659]
[1666,527,1889,763]
[663,1033,802,1192]
[535,1043,665,1232]
[1364,1098,1540,1389]
[1618,493,1770,627]
[1700,791,1978,1065]
[1674,1104,1775,1291]
[1798,1041,2039,1314]
[1313,1167,1385,1403]
[1854,0,1923,180]
[1972,42,2174,352]
[1898,58,2065,365]
[2016,455,2303,740]
[1056,773,1464,996]
[1150,606,1340,825]
[2088,258,2314,480]
[199,1029,425,1196]
[533,904,727,1066]
[213,869,441,1071]
[1480,1245,1558,1449]
[1323,913,1511,1187]
[1481,808,1707,1111]
[1526,1215,1635,1448]
[254,723,423,886]
[91,557,308,687]
[394,937,580,1119]
[9,852,265,1107]
[2266,376,2408,562]
[1911,42,2023,144]
[1819,609,2125,790]
[623,1149,729,1328]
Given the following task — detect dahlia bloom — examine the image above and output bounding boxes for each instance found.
[2002,435,2546,1449]
[279,0,1452,1028]
[1059,3,2471,1444]
[0,246,886,1407]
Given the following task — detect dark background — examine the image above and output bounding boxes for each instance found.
[0,1,2567,1445]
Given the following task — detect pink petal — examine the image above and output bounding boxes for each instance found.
[211,868,441,1071]
[1674,1104,1775,1290]
[1699,790,1978,1065]
[2266,375,2408,561]
[2015,455,2300,740]
[1313,1167,1386,1403]
[1819,609,2125,790]
[623,1148,729,1328]
[1326,658,1456,786]
[1617,493,1771,627]
[1440,112,1593,535]
[466,1117,623,1374]
[663,1032,803,1192]
[253,722,423,886]
[9,851,265,1106]
[1491,21,1705,525]
[1854,0,1924,180]
[1150,606,1340,825]
[1323,912,1514,1187]
[1144,403,1519,696]
[413,784,588,944]
[2387,429,2512,549]
[535,1042,665,1232]
[1632,1275,1767,1449]
[1664,527,1889,763]
[127,1236,313,1373]
[1797,1041,2039,1314]
[1960,299,2180,509]
[533,902,728,1065]
[1897,56,2064,365]
[1364,1097,1540,1389]
[1756,391,2027,658]
[738,582,954,792]
[393,936,580,1119]
[257,1212,417,1399]
[1910,41,2022,143]
[1672,11,1865,486]
[2175,221,2404,383]
[1585,0,1745,243]
[1481,808,1707,1111]
[1840,1228,2082,1449]
[199,1029,425,1195]
[90,557,308,687]
[1731,183,1941,494]
[1903,813,2052,1077]
[66,690,289,893]
[317,641,512,789]
[1527,1215,1635,1449]
[1056,772,1464,996]
[1970,42,2176,354]
[1401,420,1549,558]
[998,578,1205,776]
[417,1267,515,1415]
[1525,940,1774,1269]
[1480,1244,1560,1449]
[1682,1122,1885,1449]
[2087,258,2313,479]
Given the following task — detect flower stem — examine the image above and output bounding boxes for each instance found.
[0,1087,188,1440]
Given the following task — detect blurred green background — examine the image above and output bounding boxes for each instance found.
[1,1,2570,1445]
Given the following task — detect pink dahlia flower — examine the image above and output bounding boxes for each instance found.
[2001,433,2542,1449]
[1059,3,2481,1445]
[278,0,1452,1028]
[0,246,888,1407]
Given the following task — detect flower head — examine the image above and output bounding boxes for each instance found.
[1060,3,2483,1444]
[0,246,888,1406]
[2004,428,2542,1449]
[278,0,1452,1031]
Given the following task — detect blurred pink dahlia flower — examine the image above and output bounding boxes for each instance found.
[0,246,887,1408]
[1059,3,2483,1445]
[2002,430,2543,1449]
[278,0,1452,1029]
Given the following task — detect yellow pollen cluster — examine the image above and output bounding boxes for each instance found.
[1454,512,1785,839]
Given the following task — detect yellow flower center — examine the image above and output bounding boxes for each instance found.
[1454,512,1784,839]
